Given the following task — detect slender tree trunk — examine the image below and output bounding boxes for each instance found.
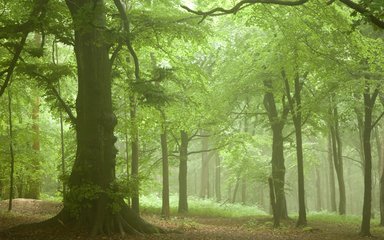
[330,102,346,215]
[232,177,240,203]
[241,177,247,205]
[200,131,209,199]
[160,122,170,219]
[130,96,140,214]
[380,164,384,226]
[59,82,66,198]
[315,166,322,211]
[8,88,15,211]
[283,70,306,226]
[215,154,221,202]
[178,130,189,214]
[360,84,378,237]
[328,133,337,212]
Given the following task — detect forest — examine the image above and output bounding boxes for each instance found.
[0,0,383,239]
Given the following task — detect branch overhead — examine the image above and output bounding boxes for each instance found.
[181,0,309,22]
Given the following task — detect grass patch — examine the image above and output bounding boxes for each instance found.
[141,194,267,218]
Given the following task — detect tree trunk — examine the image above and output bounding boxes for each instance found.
[241,177,247,205]
[360,85,378,237]
[377,126,384,225]
[130,96,140,214]
[283,70,306,226]
[8,87,15,211]
[53,0,159,235]
[160,123,170,219]
[215,154,221,202]
[178,130,189,214]
[232,177,240,203]
[200,131,209,199]
[329,102,346,215]
[263,79,288,226]
[59,82,67,198]
[328,133,337,212]
[315,166,322,211]
[26,96,41,199]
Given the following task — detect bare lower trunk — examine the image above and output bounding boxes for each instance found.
[360,86,377,237]
[178,131,189,214]
[130,97,140,214]
[215,155,221,202]
[161,129,170,219]
[328,133,337,212]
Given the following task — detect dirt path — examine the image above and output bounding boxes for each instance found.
[0,199,383,240]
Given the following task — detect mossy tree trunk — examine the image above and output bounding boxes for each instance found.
[53,0,158,235]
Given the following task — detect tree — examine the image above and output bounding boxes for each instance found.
[263,78,289,227]
[49,0,158,234]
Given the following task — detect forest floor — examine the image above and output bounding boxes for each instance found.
[0,199,384,240]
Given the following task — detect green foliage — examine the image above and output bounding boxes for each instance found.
[140,194,267,218]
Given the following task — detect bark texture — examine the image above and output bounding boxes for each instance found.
[52,0,160,235]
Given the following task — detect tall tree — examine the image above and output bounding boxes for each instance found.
[329,98,346,215]
[263,78,289,227]
[178,130,189,214]
[360,81,379,236]
[283,68,307,227]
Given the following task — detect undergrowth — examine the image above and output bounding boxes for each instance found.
[140,194,267,218]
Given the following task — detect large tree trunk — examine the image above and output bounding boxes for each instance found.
[360,85,378,237]
[178,130,189,214]
[51,0,158,235]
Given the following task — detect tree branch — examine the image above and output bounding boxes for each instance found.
[181,0,308,22]
[339,0,384,29]
[32,71,77,125]
[113,0,140,81]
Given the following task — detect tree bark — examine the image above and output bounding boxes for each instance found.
[130,95,140,214]
[329,102,346,215]
[315,166,322,211]
[283,70,306,226]
[263,79,288,227]
[327,133,337,212]
[8,87,15,211]
[360,84,378,237]
[51,0,159,235]
[200,131,209,199]
[26,96,41,199]
[178,130,189,214]
[160,123,170,219]
[215,154,221,202]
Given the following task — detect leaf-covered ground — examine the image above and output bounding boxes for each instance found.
[0,199,384,240]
